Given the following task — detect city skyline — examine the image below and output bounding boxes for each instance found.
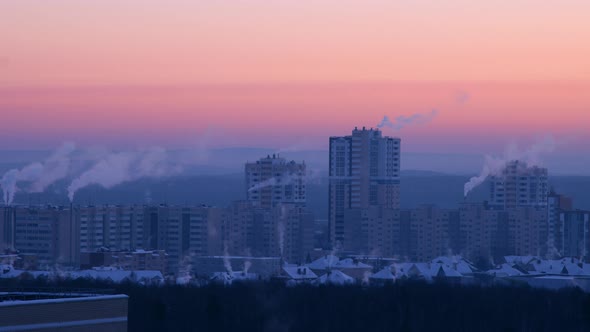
[2,2,590,330]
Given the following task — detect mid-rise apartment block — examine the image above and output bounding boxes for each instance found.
[245,155,306,209]
[0,206,79,267]
[490,160,549,209]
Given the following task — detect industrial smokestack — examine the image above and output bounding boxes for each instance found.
[0,142,76,205]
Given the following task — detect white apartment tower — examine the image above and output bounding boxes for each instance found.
[245,155,306,209]
[329,127,401,251]
[490,160,549,209]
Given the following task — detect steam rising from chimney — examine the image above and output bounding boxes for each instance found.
[248,177,278,192]
[243,260,252,275]
[278,204,287,258]
[247,172,302,193]
[377,110,438,130]
[464,136,556,197]
[67,147,180,202]
[1,142,76,205]
[223,243,233,274]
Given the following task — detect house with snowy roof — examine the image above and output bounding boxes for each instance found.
[370,266,396,285]
[314,270,355,286]
[282,266,317,284]
[306,256,372,281]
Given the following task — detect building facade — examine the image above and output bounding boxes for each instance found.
[490,160,549,209]
[245,155,306,209]
[557,210,590,258]
[79,205,145,253]
[329,127,401,252]
[0,206,80,267]
[80,249,168,274]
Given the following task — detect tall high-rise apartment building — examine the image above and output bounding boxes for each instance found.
[245,155,306,209]
[329,127,401,252]
[490,160,549,209]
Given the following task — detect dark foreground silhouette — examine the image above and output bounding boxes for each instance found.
[2,278,590,332]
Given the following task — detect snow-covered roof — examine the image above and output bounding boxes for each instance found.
[504,256,539,265]
[394,262,465,281]
[315,270,355,286]
[307,256,372,271]
[489,257,590,277]
[0,265,18,277]
[283,266,317,280]
[527,258,586,276]
[488,263,526,277]
[523,275,582,291]
[430,256,476,274]
[390,263,414,278]
[307,255,339,270]
[434,264,463,278]
[370,267,396,281]
[333,258,372,269]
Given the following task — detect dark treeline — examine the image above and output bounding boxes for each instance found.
[2,278,590,332]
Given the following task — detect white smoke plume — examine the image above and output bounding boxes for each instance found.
[248,172,302,193]
[30,142,77,193]
[377,110,438,130]
[305,168,324,185]
[176,254,194,285]
[278,205,287,257]
[67,147,180,202]
[275,138,318,154]
[248,177,278,192]
[243,260,252,275]
[223,243,233,274]
[242,248,252,274]
[328,244,340,270]
[546,225,561,260]
[464,136,556,197]
[1,165,41,205]
[1,142,76,205]
[455,90,470,105]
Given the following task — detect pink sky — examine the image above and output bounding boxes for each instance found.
[0,1,588,153]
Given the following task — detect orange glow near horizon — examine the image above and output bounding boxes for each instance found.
[0,1,588,151]
[0,82,588,152]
